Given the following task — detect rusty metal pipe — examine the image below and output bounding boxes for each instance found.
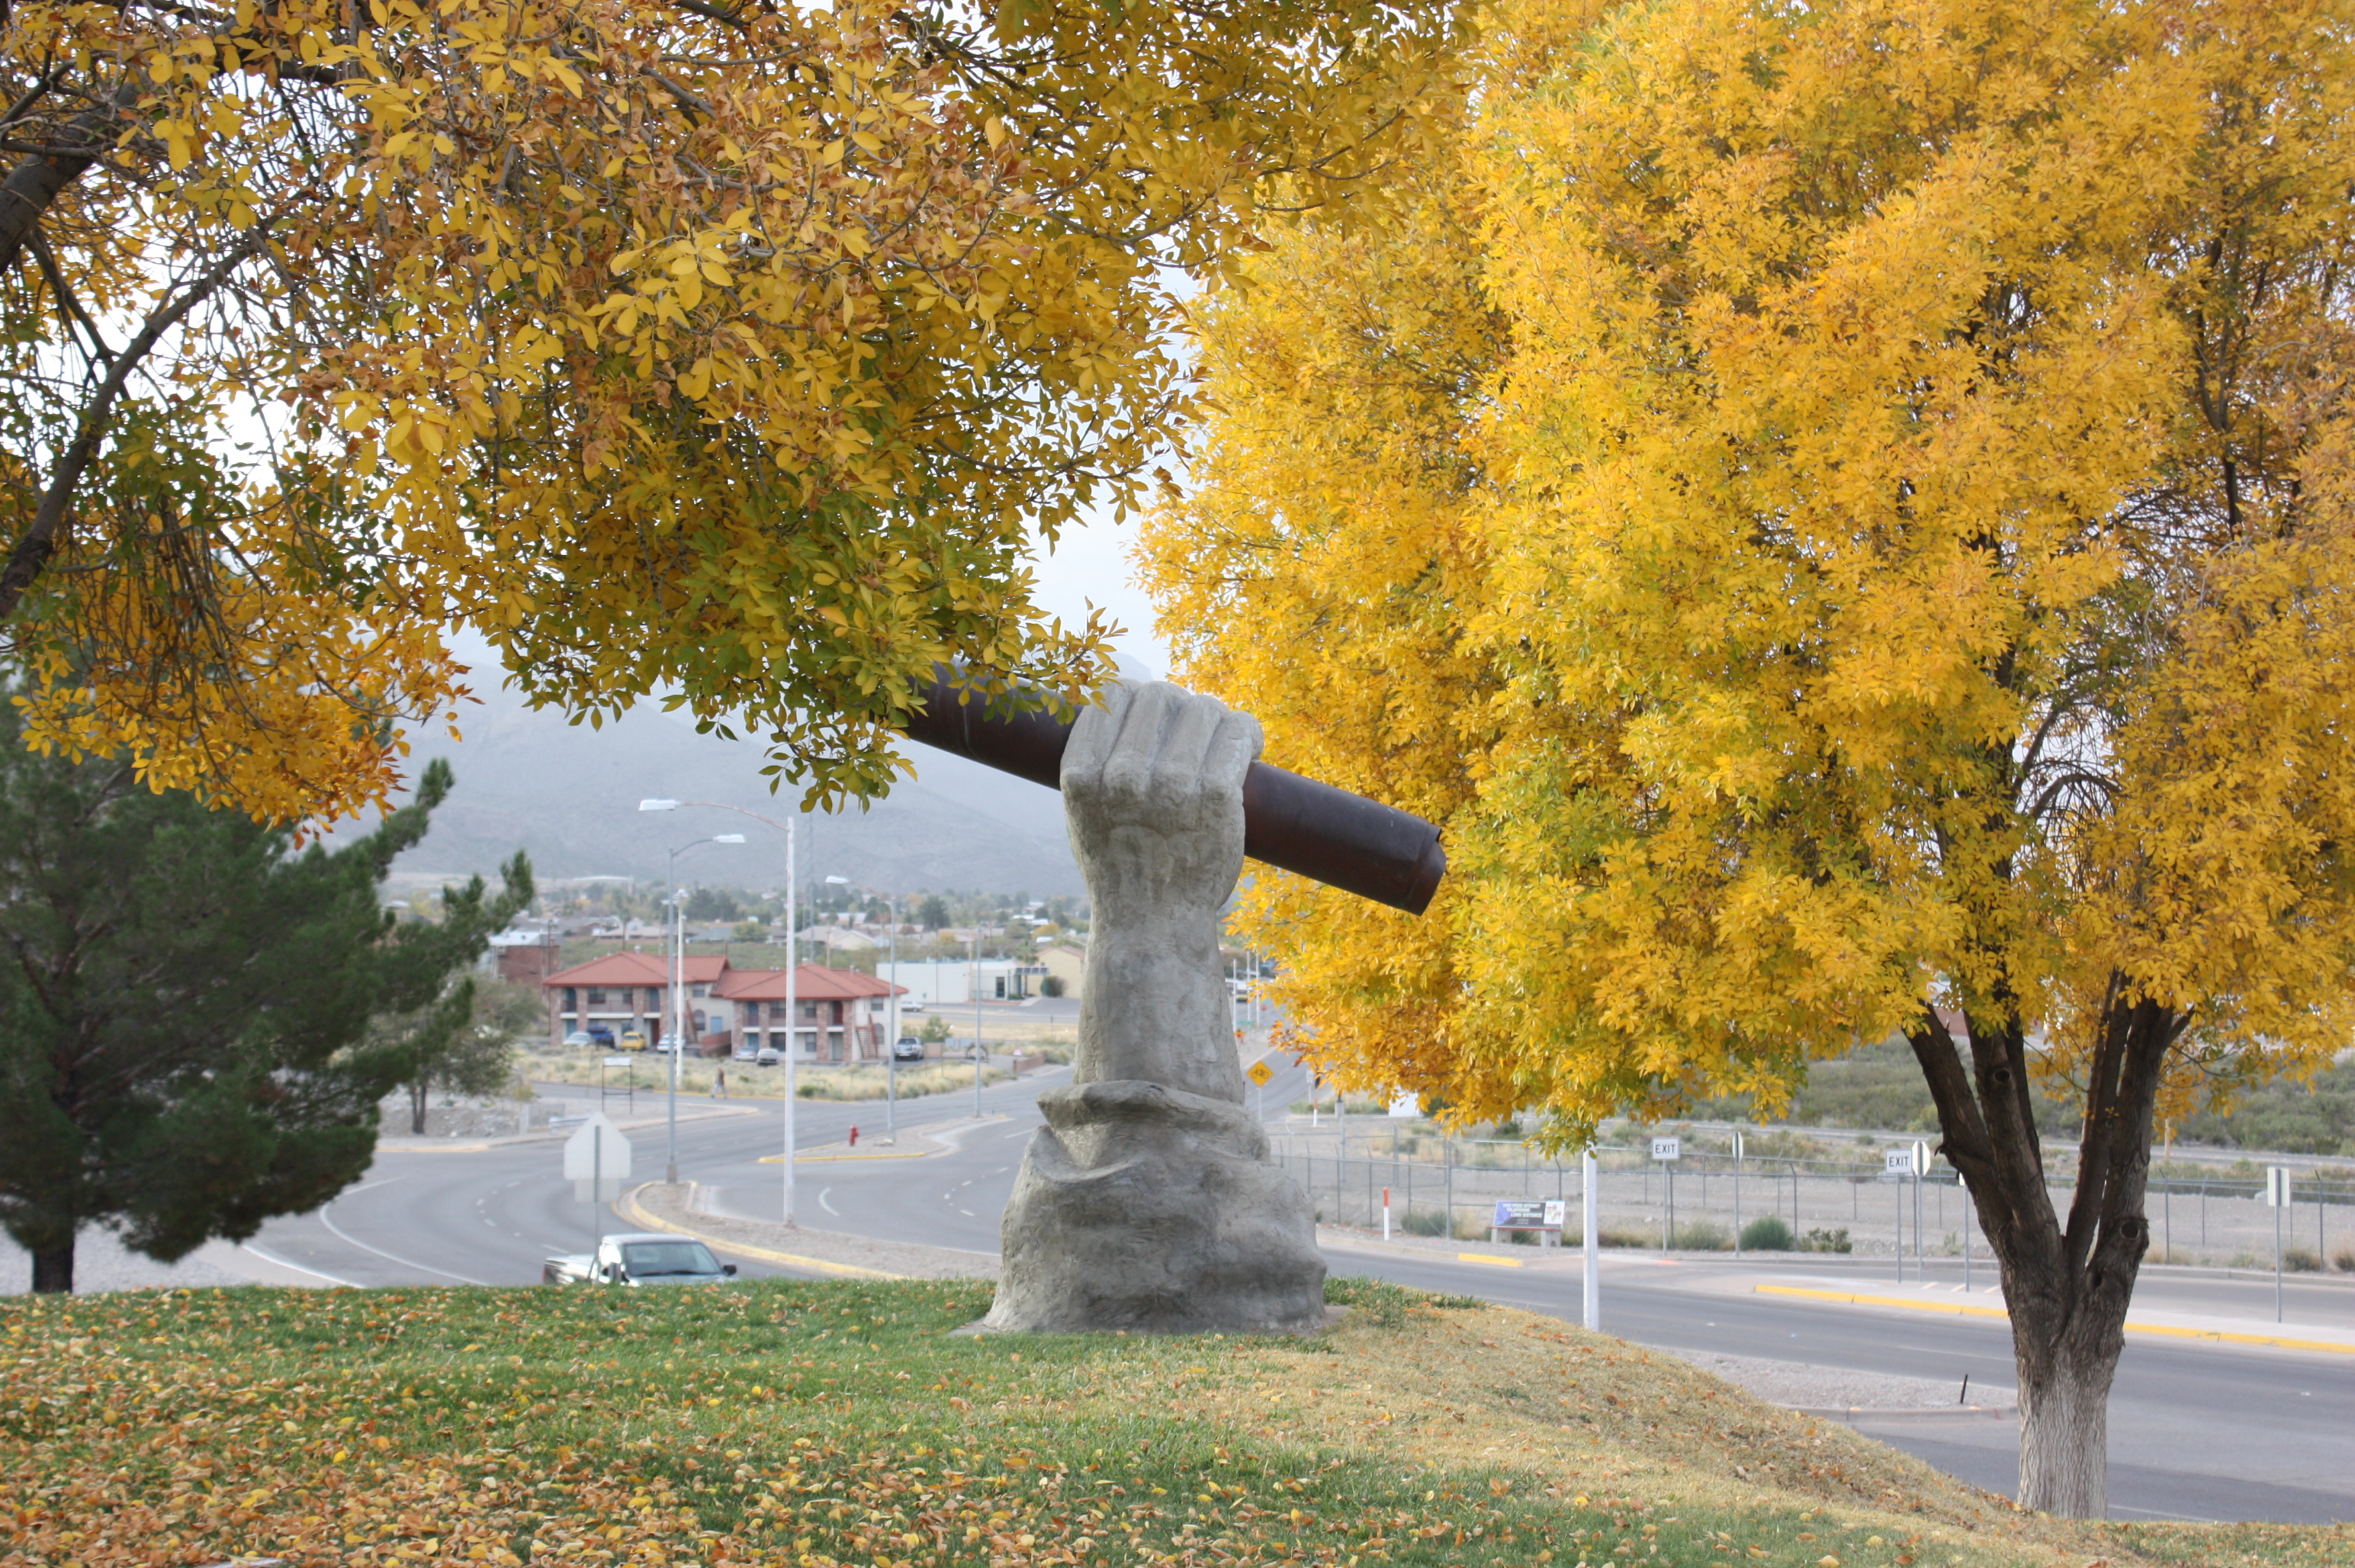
[902,670,1446,916]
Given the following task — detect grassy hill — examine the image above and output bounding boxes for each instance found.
[2,1277,2342,1568]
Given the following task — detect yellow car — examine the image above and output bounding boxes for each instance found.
[618,1030,649,1052]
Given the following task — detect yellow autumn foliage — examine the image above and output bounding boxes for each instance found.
[1,0,1467,823]
[1147,0,2355,1136]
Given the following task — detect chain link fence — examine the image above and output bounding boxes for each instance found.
[1271,1121,2355,1271]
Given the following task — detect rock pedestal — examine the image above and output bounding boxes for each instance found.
[982,1080,1325,1334]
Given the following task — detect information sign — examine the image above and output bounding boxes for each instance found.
[1493,1199,1560,1231]
[1245,1059,1275,1088]
[563,1112,631,1203]
[2265,1166,2292,1207]
[1650,1136,1682,1162]
[1884,1148,1911,1175]
[1911,1139,1933,1176]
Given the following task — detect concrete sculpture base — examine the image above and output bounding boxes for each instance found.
[982,1079,1326,1335]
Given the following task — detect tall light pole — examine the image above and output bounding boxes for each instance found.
[660,834,743,1184]
[641,798,801,1223]
[825,876,901,1141]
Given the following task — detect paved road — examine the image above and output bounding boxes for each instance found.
[243,1052,2355,1524]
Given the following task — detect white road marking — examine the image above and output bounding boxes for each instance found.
[820,1187,841,1217]
[242,1243,361,1287]
[319,1203,493,1286]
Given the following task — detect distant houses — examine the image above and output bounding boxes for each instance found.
[541,953,899,1062]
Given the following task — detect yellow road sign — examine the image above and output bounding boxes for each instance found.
[1246,1059,1274,1088]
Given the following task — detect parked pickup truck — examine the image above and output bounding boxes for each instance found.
[543,1232,738,1287]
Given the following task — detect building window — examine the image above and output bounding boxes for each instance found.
[563,988,577,1011]
[692,984,709,998]
[586,987,606,1005]
[802,1002,818,1020]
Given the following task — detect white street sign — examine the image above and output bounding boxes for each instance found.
[1911,1139,1933,1176]
[1651,1136,1681,1162]
[2265,1166,2292,1207]
[1884,1149,1912,1175]
[603,1056,632,1068]
[564,1112,632,1202]
[1730,1129,1746,1161]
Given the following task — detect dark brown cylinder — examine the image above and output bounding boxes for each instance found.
[902,670,1446,916]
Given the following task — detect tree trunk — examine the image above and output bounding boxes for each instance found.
[1908,985,2172,1519]
[31,1241,74,1294]
[2015,1330,2118,1516]
[409,1076,429,1136]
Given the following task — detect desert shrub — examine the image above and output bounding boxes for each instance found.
[1402,1210,1449,1236]
[1039,975,1065,998]
[2283,1246,2323,1273]
[2334,1242,2355,1274]
[1671,1219,1731,1252]
[1801,1226,1855,1254]
[1740,1215,1795,1251]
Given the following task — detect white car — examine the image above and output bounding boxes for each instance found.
[542,1233,737,1287]
[755,1043,783,1067]
[731,1039,759,1062]
[892,1036,925,1062]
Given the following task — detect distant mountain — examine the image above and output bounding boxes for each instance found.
[336,683,1083,898]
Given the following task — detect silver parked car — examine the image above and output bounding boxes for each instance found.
[543,1232,737,1287]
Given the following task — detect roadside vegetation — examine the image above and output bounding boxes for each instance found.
[4,1277,2345,1568]
[512,1048,1029,1105]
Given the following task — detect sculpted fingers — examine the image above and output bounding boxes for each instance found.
[1204,708,1261,798]
[1150,689,1228,813]
[1098,681,1181,803]
[1061,680,1136,795]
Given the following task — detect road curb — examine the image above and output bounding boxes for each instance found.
[615,1184,906,1281]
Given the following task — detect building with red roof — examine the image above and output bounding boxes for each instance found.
[541,953,901,1062]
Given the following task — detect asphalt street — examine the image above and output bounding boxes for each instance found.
[240,1044,2355,1525]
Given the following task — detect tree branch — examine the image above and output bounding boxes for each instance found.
[0,229,270,622]
[0,80,140,277]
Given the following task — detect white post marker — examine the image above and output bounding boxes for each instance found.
[1912,1139,1932,1280]
[1957,1168,1971,1282]
[784,816,798,1228]
[2266,1165,2292,1322]
[1731,1127,1746,1256]
[1582,1147,1601,1332]
[1651,1136,1680,1250]
[1382,1184,1392,1242]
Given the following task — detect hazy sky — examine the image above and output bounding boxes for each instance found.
[1026,507,1171,680]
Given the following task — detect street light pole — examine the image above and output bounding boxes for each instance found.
[660,834,742,1184]
[826,876,901,1141]
[639,798,794,1221]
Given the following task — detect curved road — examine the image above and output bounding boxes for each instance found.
[243,1052,2355,1525]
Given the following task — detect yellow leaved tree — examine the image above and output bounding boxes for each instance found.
[0,0,1467,824]
[1146,0,2355,1516]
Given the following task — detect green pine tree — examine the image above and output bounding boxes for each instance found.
[0,715,529,1292]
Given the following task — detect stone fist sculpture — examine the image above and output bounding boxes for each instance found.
[982,681,1326,1334]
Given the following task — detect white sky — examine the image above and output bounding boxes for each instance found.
[1026,507,1171,680]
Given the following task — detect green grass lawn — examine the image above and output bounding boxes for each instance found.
[2,1276,2344,1568]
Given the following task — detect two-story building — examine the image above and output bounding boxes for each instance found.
[543,953,899,1062]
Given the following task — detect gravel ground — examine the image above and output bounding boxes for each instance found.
[1658,1347,2016,1413]
[0,1229,251,1296]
